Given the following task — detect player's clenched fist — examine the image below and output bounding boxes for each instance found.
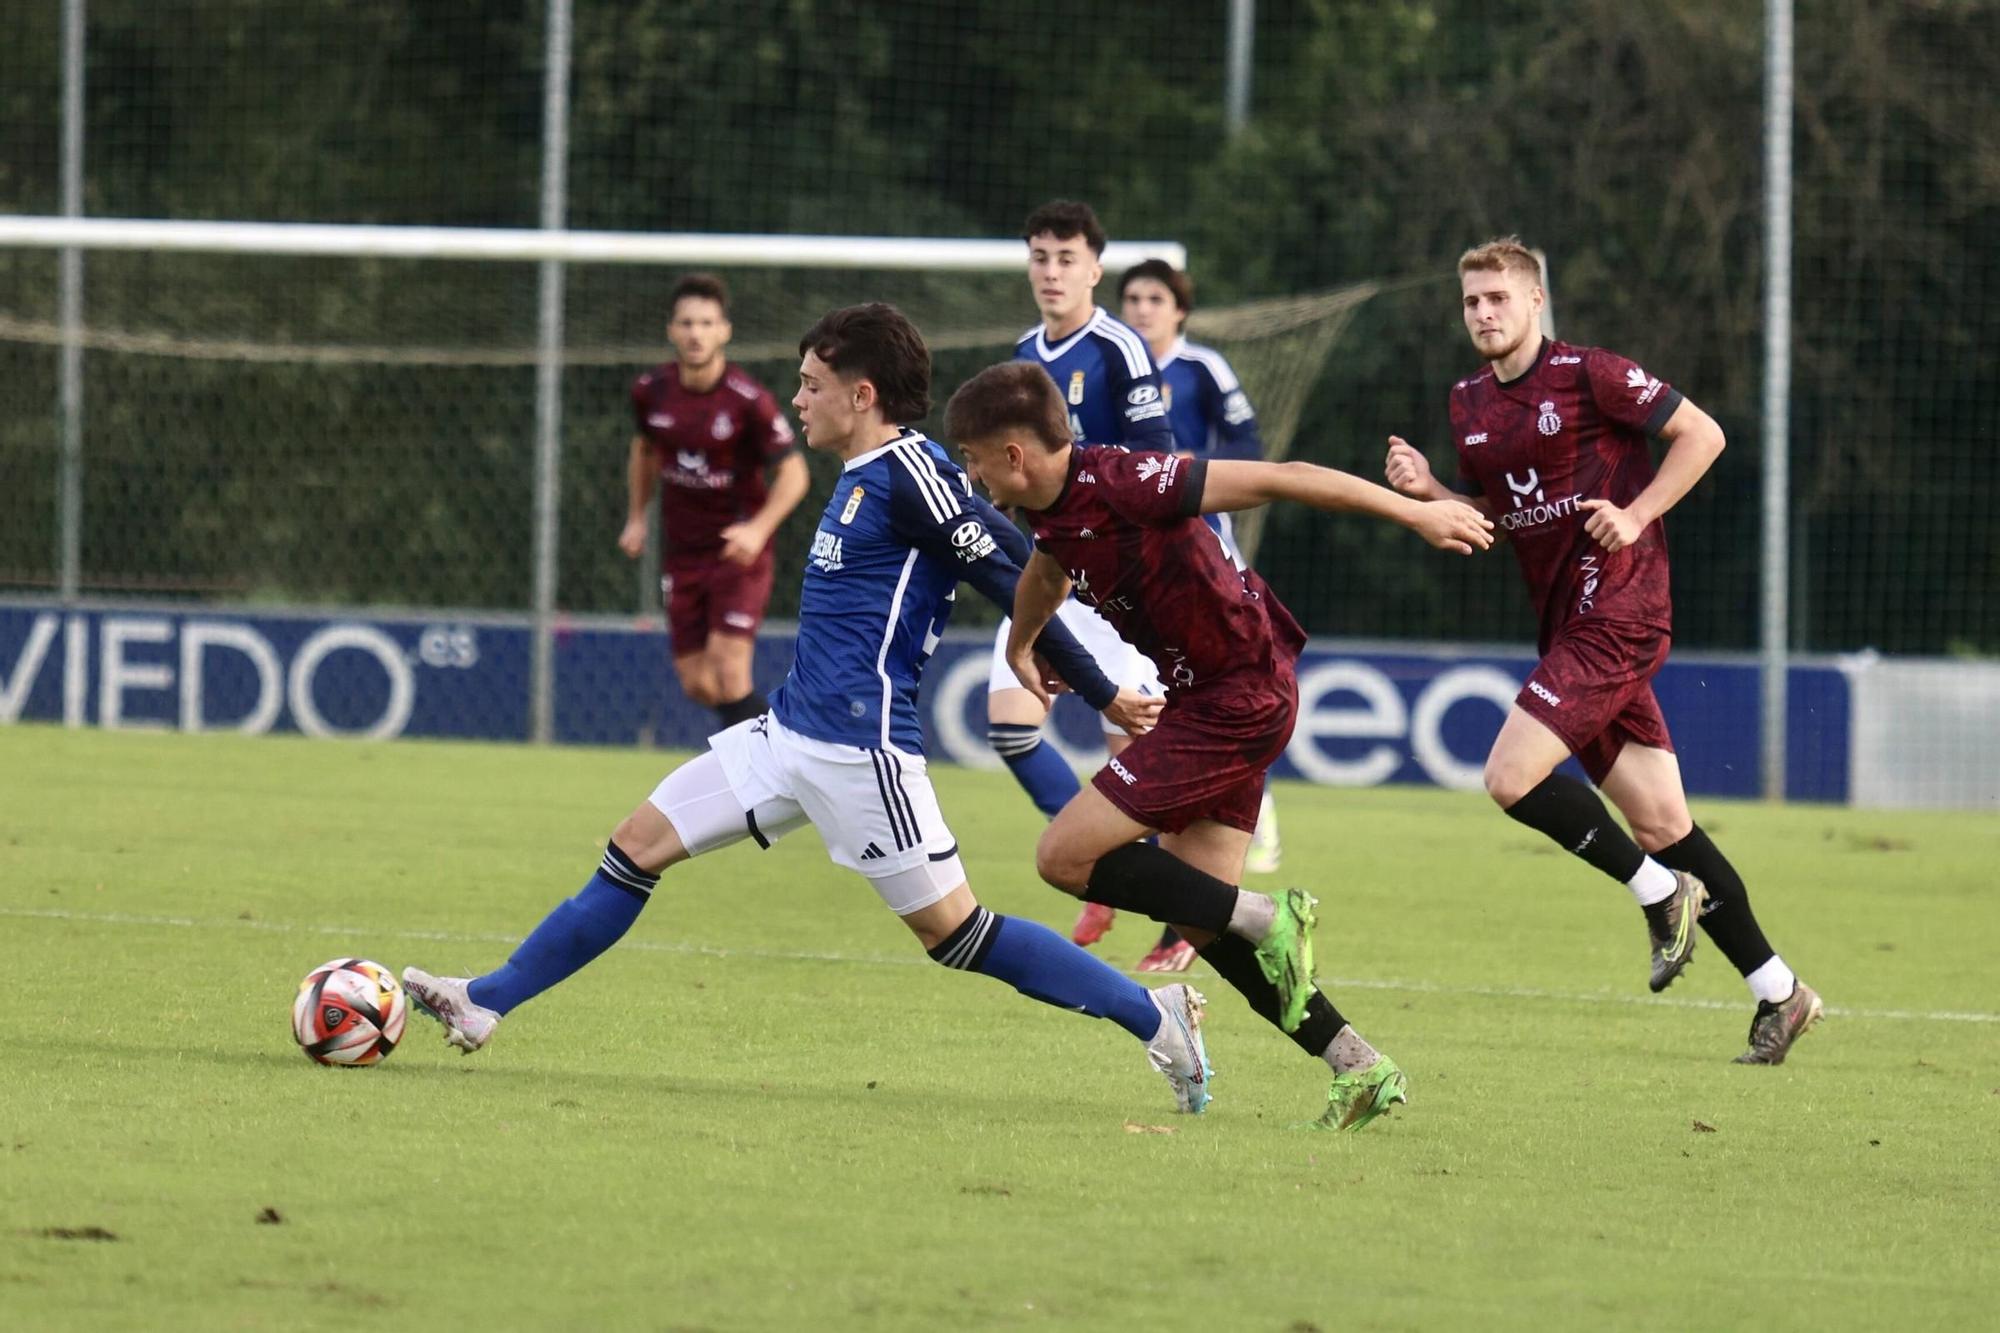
[1414,499,1495,554]
[617,516,647,558]
[1578,498,1644,552]
[1384,436,1433,496]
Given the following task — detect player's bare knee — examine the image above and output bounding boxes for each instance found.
[1033,831,1090,896]
[1483,757,1532,808]
[610,804,684,875]
[1629,810,1693,853]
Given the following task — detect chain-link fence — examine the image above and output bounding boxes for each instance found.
[1,2,1996,790]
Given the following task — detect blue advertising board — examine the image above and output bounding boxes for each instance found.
[0,600,1848,801]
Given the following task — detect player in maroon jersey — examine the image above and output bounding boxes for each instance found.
[1384,236,1821,1065]
[945,359,1493,1129]
[621,274,811,730]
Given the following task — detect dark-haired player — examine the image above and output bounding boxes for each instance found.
[1385,236,1821,1064]
[1120,258,1283,883]
[404,304,1231,1117]
[946,359,1494,1129]
[990,201,1186,969]
[621,274,810,731]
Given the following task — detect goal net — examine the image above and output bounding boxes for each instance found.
[0,224,1367,618]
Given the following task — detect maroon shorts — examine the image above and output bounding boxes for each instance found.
[663,550,774,655]
[1518,618,1675,784]
[1091,667,1297,834]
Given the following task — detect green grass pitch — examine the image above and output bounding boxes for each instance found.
[3,725,1997,1330]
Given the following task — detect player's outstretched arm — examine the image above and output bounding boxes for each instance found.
[1002,549,1073,708]
[1579,398,1726,552]
[618,435,655,558]
[719,452,811,566]
[1202,458,1495,554]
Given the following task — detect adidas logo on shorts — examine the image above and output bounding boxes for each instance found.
[860,842,887,861]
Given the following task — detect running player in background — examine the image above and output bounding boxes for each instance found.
[620,274,810,732]
[405,304,1220,1116]
[995,200,1187,970]
[1385,236,1821,1065]
[1119,258,1283,885]
[947,359,1494,1129]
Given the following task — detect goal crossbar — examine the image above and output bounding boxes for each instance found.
[0,215,1186,272]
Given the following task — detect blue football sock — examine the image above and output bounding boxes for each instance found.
[928,906,1160,1041]
[468,843,656,1015]
[989,722,1081,818]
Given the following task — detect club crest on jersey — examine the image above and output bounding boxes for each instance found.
[711,412,735,440]
[840,485,865,524]
[1068,371,1086,405]
[1536,400,1563,436]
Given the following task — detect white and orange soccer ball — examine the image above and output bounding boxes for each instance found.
[291,958,407,1066]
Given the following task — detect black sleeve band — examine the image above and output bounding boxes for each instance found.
[1176,456,1209,518]
[1644,387,1685,437]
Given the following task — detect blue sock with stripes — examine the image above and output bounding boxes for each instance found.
[468,842,657,1015]
[989,722,1081,819]
[928,906,1160,1041]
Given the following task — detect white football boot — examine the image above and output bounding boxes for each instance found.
[401,967,500,1054]
[1144,983,1213,1114]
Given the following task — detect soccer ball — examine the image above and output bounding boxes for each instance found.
[292,958,407,1066]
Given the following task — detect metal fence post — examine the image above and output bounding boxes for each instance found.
[530,0,573,744]
[1761,0,1793,800]
[57,0,86,603]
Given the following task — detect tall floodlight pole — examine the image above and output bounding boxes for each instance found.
[1761,0,1794,800]
[57,0,86,602]
[530,0,573,745]
[1224,0,1255,135]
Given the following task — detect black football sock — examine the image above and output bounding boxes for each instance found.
[1153,926,1183,952]
[1503,773,1648,883]
[713,690,768,728]
[1082,843,1237,935]
[1195,933,1346,1057]
[1652,824,1777,976]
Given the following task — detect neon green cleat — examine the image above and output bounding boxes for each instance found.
[1315,1056,1409,1132]
[1253,887,1318,1032]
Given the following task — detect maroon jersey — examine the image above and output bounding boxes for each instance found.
[631,361,796,558]
[1449,338,1684,646]
[1023,445,1306,693]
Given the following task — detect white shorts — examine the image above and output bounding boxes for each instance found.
[989,599,1163,735]
[646,714,966,916]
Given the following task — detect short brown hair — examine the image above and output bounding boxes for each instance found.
[1457,236,1542,282]
[1118,258,1193,328]
[944,361,1073,451]
[669,272,730,317]
[1022,200,1107,256]
[798,303,932,424]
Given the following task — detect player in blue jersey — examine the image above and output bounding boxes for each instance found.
[986,200,1190,970]
[399,303,1311,1116]
[1120,259,1283,886]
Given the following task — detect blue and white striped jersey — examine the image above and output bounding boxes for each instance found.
[769,430,1116,753]
[1159,336,1264,463]
[1014,307,1173,449]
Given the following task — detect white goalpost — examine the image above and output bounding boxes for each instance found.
[1,216,1188,741]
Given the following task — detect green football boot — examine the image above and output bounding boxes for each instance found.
[1315,1056,1409,1132]
[1253,887,1318,1032]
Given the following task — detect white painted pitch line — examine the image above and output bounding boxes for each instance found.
[6,904,1997,1026]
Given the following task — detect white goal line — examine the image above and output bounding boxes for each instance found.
[5,905,1991,1027]
[0,215,1186,271]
